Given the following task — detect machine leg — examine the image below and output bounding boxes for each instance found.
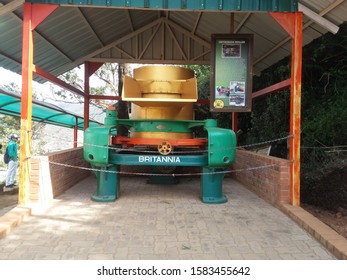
[200,167,227,204]
[92,165,119,202]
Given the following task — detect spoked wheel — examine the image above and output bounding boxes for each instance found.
[157,141,173,155]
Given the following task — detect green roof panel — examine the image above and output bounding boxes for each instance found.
[25,0,298,12]
[0,87,101,130]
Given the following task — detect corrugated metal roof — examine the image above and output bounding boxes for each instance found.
[26,0,298,12]
[0,87,101,129]
[0,0,346,80]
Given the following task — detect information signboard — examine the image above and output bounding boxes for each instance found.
[210,34,253,112]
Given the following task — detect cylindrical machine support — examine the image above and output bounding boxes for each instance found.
[200,167,228,204]
[92,165,119,202]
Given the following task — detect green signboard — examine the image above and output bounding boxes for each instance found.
[210,34,253,112]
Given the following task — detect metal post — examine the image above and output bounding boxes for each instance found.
[290,13,303,206]
[270,12,303,206]
[84,62,90,130]
[19,3,59,205]
[74,117,78,148]
[19,3,34,205]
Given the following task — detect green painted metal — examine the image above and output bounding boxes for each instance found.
[92,165,119,202]
[200,167,228,204]
[26,0,298,12]
[83,107,236,204]
[206,127,236,167]
[84,126,115,165]
[109,154,208,166]
[115,119,209,132]
[0,87,101,130]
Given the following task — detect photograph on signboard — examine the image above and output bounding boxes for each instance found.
[210,34,253,112]
[222,44,241,58]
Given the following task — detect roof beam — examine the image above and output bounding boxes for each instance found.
[50,17,165,75]
[33,65,85,97]
[75,8,104,47]
[166,22,187,60]
[298,3,339,34]
[192,12,202,35]
[2,3,74,63]
[125,9,134,32]
[254,0,343,66]
[235,12,251,33]
[0,0,24,16]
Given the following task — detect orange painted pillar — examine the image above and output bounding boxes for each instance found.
[289,13,303,206]
[19,3,58,205]
[84,62,90,130]
[269,12,303,206]
[74,118,78,148]
[84,62,103,130]
[230,13,238,142]
[19,3,34,205]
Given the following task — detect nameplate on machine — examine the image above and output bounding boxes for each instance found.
[138,156,181,163]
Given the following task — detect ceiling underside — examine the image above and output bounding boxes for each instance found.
[0,0,346,82]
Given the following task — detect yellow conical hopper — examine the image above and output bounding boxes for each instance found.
[122,66,198,139]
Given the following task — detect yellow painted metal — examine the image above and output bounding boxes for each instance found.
[157,141,173,155]
[130,104,194,120]
[123,66,198,139]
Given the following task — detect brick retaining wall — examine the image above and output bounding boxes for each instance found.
[30,148,91,206]
[231,149,291,205]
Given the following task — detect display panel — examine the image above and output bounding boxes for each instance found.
[210,34,253,112]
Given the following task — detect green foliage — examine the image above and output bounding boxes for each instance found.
[239,22,347,154]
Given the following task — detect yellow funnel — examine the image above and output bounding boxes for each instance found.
[123,66,197,119]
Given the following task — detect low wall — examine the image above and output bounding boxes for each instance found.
[30,148,91,207]
[28,147,290,207]
[231,149,291,205]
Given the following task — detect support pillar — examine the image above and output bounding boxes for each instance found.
[19,3,58,205]
[84,61,103,130]
[270,12,303,206]
[73,118,78,148]
[200,167,227,204]
[92,165,119,202]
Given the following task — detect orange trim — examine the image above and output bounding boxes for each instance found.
[34,65,85,97]
[252,79,291,99]
[85,61,104,77]
[112,136,207,147]
[32,4,59,30]
[269,12,296,38]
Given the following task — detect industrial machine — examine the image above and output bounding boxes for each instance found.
[84,66,236,204]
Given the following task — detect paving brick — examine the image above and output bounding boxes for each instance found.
[0,176,340,260]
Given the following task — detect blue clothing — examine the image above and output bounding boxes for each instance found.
[7,139,18,161]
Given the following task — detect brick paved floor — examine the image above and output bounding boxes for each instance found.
[0,176,335,260]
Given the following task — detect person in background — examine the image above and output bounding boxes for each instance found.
[3,134,20,192]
